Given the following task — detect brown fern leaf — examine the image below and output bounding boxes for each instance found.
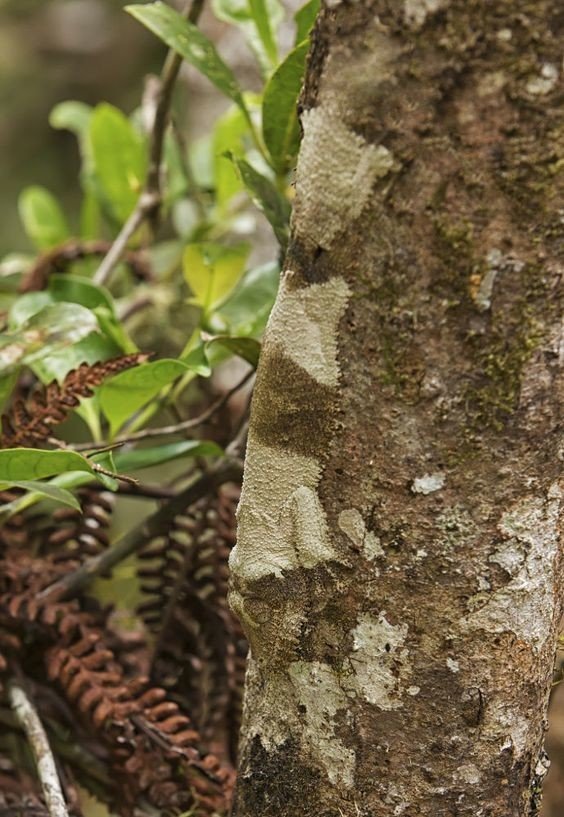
[0,491,28,559]
[0,559,231,815]
[137,483,246,765]
[46,629,232,814]
[42,486,115,567]
[0,550,89,686]
[0,354,149,448]
[19,239,152,294]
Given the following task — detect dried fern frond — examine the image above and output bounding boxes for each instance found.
[0,354,149,448]
[0,559,231,816]
[46,629,232,814]
[137,484,246,765]
[20,239,152,294]
[43,487,115,567]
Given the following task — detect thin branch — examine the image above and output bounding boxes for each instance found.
[93,0,205,288]
[93,200,154,287]
[38,456,243,602]
[116,481,177,500]
[118,294,154,323]
[73,368,254,451]
[7,681,69,817]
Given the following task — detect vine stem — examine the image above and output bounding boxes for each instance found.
[93,0,205,287]
[7,680,70,817]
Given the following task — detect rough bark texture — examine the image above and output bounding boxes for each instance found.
[229,1,564,815]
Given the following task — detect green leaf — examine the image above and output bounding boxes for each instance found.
[0,371,18,414]
[206,334,261,367]
[18,186,70,250]
[9,292,54,329]
[183,242,250,314]
[0,303,99,376]
[262,40,309,173]
[0,449,97,482]
[294,0,319,44]
[249,0,281,67]
[49,100,92,141]
[212,0,283,74]
[49,274,114,311]
[9,276,114,328]
[89,103,147,224]
[0,480,81,512]
[228,155,290,249]
[126,3,250,123]
[181,343,212,375]
[213,105,250,209]
[99,358,208,435]
[114,439,223,472]
[219,260,279,336]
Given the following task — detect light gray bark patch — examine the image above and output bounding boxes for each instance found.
[264,273,351,387]
[411,472,446,494]
[344,612,411,710]
[294,107,395,250]
[338,508,384,560]
[288,661,356,787]
[403,0,449,28]
[231,441,333,582]
[464,482,562,652]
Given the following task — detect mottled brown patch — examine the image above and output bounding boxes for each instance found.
[251,350,335,459]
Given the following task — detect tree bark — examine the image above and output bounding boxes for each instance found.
[229,1,563,815]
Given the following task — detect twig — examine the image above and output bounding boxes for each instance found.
[7,681,69,817]
[73,368,254,451]
[93,0,205,287]
[116,481,177,500]
[38,456,243,602]
[93,200,155,286]
[118,294,154,322]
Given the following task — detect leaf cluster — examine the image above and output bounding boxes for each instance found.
[0,1,320,813]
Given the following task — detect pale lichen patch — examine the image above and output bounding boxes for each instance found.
[481,702,531,756]
[287,661,356,787]
[488,543,525,575]
[411,472,446,494]
[526,63,559,96]
[455,764,481,785]
[294,107,395,249]
[446,658,460,673]
[464,482,562,652]
[338,508,384,560]
[437,505,478,551]
[265,274,351,387]
[345,612,411,709]
[404,0,449,28]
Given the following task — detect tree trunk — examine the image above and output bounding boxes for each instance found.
[229,1,563,815]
